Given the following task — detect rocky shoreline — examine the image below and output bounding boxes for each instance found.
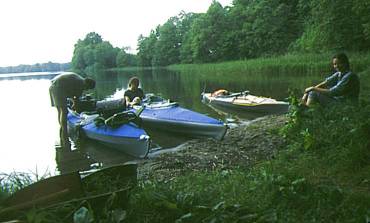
[138,115,288,182]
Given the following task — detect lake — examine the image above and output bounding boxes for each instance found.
[0,69,323,176]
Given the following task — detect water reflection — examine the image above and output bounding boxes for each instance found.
[54,139,136,175]
[55,146,93,174]
[0,79,58,175]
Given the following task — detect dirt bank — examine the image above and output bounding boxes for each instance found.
[138,115,288,182]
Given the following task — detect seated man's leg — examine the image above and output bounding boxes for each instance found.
[301,93,309,105]
[307,91,336,107]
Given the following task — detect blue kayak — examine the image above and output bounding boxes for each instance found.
[132,95,228,140]
[67,109,150,158]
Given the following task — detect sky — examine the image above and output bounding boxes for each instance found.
[0,0,233,67]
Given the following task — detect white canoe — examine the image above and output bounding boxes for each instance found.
[202,92,289,114]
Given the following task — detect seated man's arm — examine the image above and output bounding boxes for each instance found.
[305,72,339,93]
[328,73,355,97]
[305,80,327,93]
[315,80,327,88]
[125,96,132,107]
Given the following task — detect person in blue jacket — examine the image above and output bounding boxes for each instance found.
[301,53,360,107]
[49,72,96,149]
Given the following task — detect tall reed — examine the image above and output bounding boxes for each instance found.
[168,52,370,78]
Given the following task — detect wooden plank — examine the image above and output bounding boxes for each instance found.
[2,172,83,208]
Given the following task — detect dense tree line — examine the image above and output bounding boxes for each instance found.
[71,0,369,71]
[71,32,137,75]
[0,62,70,74]
[136,0,370,66]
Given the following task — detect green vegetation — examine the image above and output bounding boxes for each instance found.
[71,32,137,76]
[123,101,370,222]
[169,53,370,77]
[135,0,370,67]
[0,172,42,204]
[71,0,370,72]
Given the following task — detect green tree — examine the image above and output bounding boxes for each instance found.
[229,0,301,58]
[153,17,182,66]
[94,41,119,68]
[71,41,87,73]
[191,1,229,63]
[294,0,369,52]
[137,30,158,67]
[353,0,370,43]
[71,32,119,74]
[178,12,202,64]
[83,32,103,45]
[116,48,138,67]
[135,0,370,65]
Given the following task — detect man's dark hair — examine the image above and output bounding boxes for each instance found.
[85,78,96,89]
[334,53,350,70]
[128,76,140,87]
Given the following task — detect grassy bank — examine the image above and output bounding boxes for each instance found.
[123,101,370,222]
[168,53,370,77]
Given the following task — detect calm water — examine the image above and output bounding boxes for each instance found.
[0,69,323,175]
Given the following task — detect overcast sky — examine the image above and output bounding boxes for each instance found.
[0,0,233,67]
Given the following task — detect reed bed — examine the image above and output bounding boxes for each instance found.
[168,52,370,78]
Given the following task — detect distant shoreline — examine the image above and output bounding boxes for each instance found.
[0,71,61,80]
[0,62,71,75]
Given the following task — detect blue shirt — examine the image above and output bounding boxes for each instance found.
[325,71,360,101]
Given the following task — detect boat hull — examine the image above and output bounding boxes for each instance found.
[67,111,150,158]
[133,102,227,140]
[202,93,289,114]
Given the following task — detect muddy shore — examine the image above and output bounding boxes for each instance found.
[138,115,288,182]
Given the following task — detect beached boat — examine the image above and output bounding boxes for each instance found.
[67,109,150,158]
[132,94,228,140]
[202,91,289,114]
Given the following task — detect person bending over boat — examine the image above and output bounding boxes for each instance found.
[124,76,144,107]
[49,72,96,150]
[301,53,360,107]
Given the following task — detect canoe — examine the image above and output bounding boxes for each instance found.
[202,91,289,114]
[67,109,150,158]
[132,94,228,140]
